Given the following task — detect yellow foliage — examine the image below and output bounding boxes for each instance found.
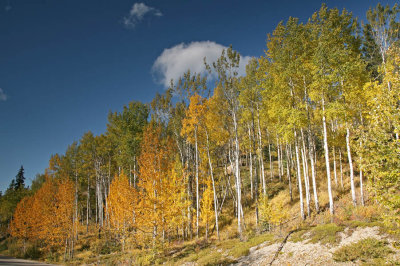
[259,192,289,228]
[201,177,214,228]
[10,177,75,250]
[107,170,136,246]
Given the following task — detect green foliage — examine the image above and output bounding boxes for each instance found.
[333,238,393,262]
[90,239,121,255]
[358,47,400,233]
[23,245,42,260]
[228,233,274,258]
[308,223,343,245]
[289,224,343,245]
[0,174,29,236]
[15,166,25,190]
[289,228,309,243]
[30,174,46,194]
[107,100,149,170]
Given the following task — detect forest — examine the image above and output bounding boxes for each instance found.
[0,3,400,265]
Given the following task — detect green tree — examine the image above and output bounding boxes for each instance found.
[15,166,25,190]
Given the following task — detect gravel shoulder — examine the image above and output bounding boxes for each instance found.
[0,255,56,265]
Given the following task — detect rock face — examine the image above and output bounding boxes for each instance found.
[234,226,398,266]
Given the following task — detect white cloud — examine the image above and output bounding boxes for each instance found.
[152,41,252,87]
[123,3,162,28]
[0,88,7,101]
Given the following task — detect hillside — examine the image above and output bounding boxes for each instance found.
[1,2,400,265]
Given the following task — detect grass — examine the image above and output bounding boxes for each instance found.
[227,233,274,258]
[308,223,343,245]
[289,227,310,243]
[345,220,383,229]
[171,233,274,265]
[333,238,393,263]
[289,223,343,245]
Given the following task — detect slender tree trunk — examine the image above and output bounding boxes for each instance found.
[308,132,319,212]
[249,149,253,198]
[247,124,254,199]
[359,140,365,206]
[322,98,334,215]
[74,167,78,239]
[233,111,242,238]
[277,137,282,181]
[251,118,259,226]
[95,177,98,227]
[268,140,273,181]
[205,130,219,240]
[295,131,305,220]
[333,146,338,187]
[186,143,193,240]
[133,156,136,188]
[86,175,90,232]
[301,130,311,217]
[129,164,132,186]
[256,115,266,195]
[195,127,199,238]
[286,145,293,202]
[346,127,357,206]
[279,142,284,179]
[248,126,254,199]
[339,149,344,189]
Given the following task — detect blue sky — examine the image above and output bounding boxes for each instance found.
[0,0,396,192]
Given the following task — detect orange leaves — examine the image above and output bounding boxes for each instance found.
[107,171,136,233]
[135,123,188,244]
[10,177,74,250]
[9,196,33,240]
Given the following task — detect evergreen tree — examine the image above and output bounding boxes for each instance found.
[15,166,25,190]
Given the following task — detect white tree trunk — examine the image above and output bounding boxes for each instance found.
[205,130,220,240]
[280,142,284,178]
[295,131,305,220]
[301,146,311,217]
[286,145,293,201]
[333,147,338,187]
[233,111,242,237]
[308,135,319,213]
[301,129,311,217]
[322,98,334,215]
[248,126,253,199]
[277,137,282,181]
[339,149,344,189]
[346,127,357,206]
[257,115,266,196]
[268,141,273,181]
[359,140,365,206]
[195,127,199,238]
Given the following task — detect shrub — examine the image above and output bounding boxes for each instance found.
[308,223,343,245]
[333,238,393,262]
[259,192,289,231]
[23,245,42,260]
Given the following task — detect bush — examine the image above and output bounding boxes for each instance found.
[23,245,42,260]
[308,223,343,245]
[0,239,8,252]
[333,238,393,262]
[259,192,289,231]
[90,239,121,255]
